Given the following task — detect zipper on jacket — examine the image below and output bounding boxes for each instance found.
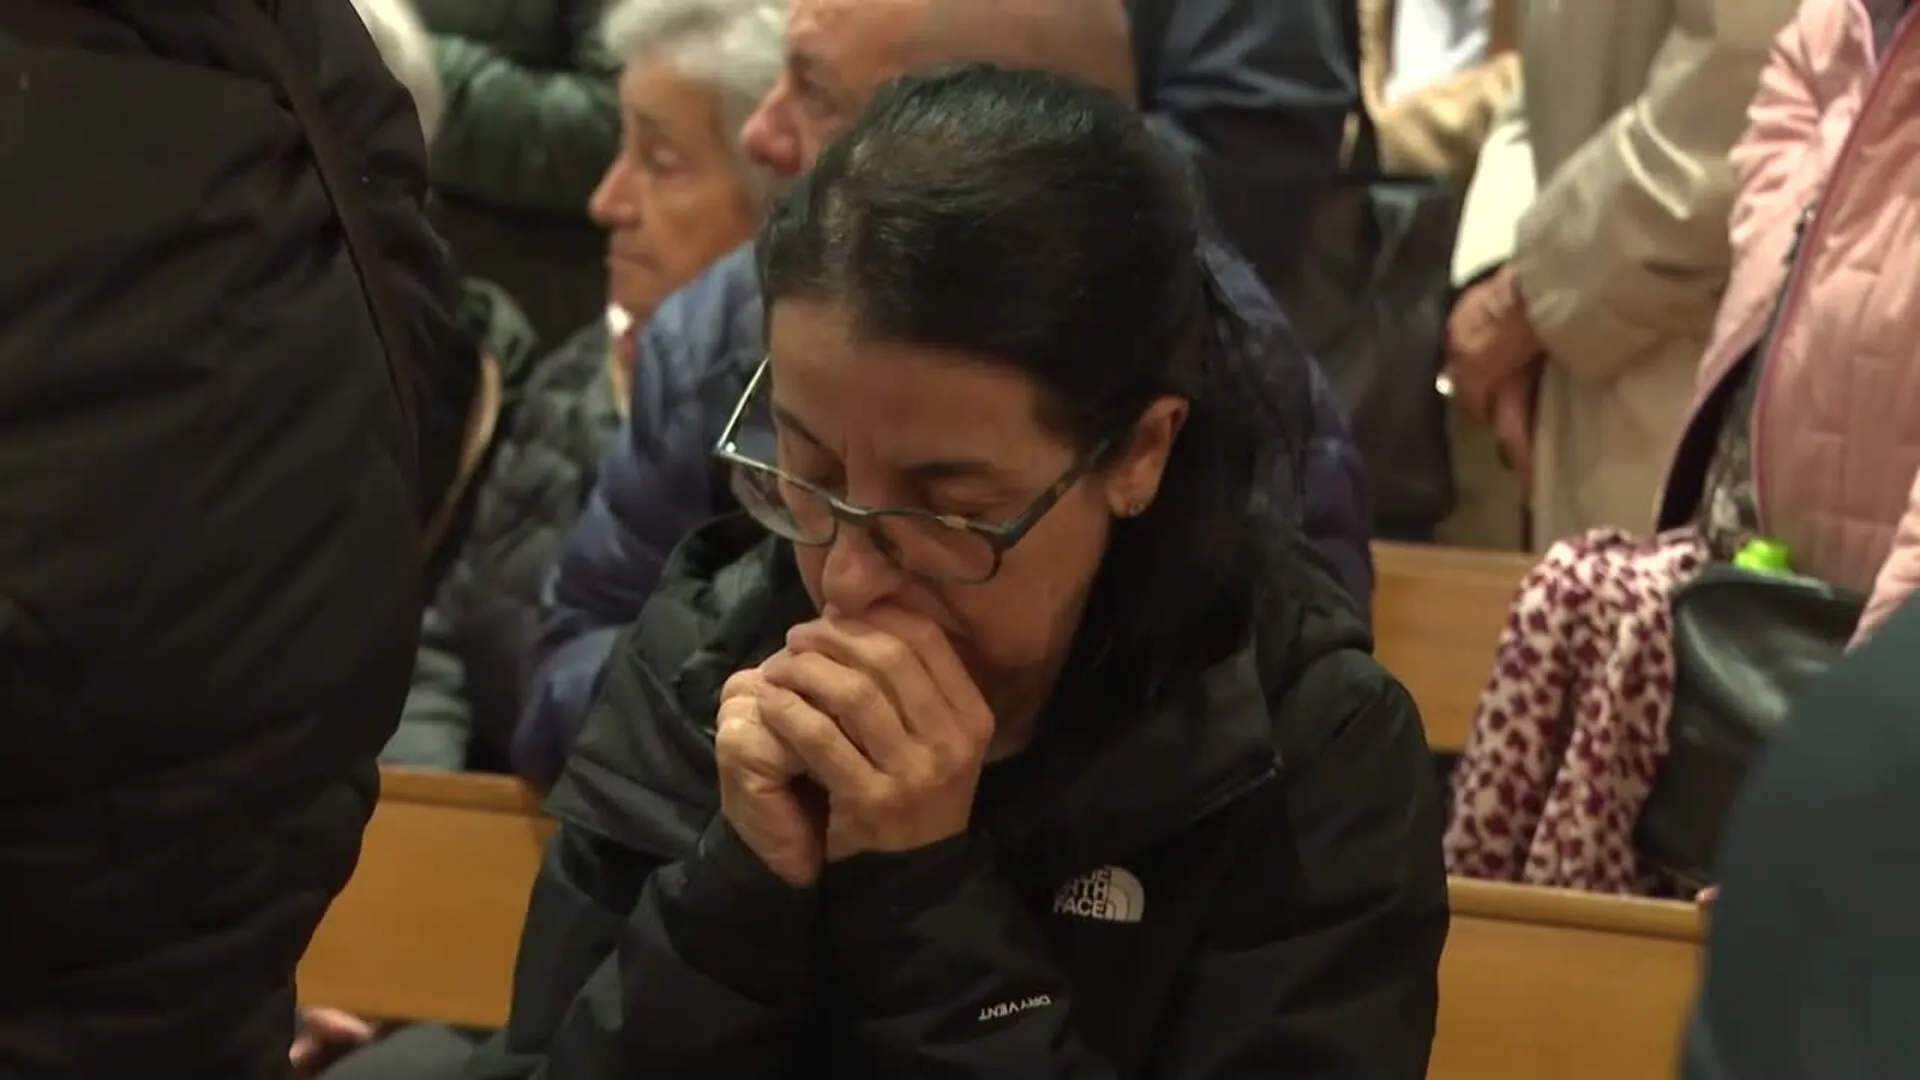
[1746,12,1920,530]
[1759,206,1816,351]
[1169,762,1278,841]
[1736,204,1818,529]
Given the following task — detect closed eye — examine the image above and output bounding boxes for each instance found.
[921,491,1012,522]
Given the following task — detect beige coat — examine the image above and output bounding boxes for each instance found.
[1451,0,1799,544]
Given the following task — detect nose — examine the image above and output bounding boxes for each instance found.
[588,156,634,228]
[739,88,803,180]
[816,521,907,620]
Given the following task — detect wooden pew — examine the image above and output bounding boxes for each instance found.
[1433,879,1703,1080]
[305,771,1705,1080]
[1372,541,1533,754]
[1370,547,1707,1078]
[297,768,553,1028]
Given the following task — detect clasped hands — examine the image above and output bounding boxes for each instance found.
[715,609,995,888]
[1444,264,1542,487]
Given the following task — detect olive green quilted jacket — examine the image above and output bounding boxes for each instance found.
[415,0,619,340]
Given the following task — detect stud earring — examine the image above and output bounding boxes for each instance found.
[1121,500,1149,518]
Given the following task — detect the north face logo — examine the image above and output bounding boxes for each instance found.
[1052,865,1145,923]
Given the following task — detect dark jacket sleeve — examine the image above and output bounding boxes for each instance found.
[820,657,1446,1077]
[464,817,817,1079]
[1136,0,1357,285]
[427,5,619,218]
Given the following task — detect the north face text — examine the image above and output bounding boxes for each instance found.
[1052,865,1146,923]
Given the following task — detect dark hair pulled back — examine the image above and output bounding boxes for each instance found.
[758,62,1305,686]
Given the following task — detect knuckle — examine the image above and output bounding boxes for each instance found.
[900,749,943,789]
[758,650,795,682]
[720,668,763,701]
[942,715,989,756]
[861,780,906,815]
[715,697,758,737]
[761,688,822,746]
[713,721,750,767]
[759,683,802,723]
[848,676,888,718]
[716,705,771,752]
[869,632,915,670]
[939,744,978,780]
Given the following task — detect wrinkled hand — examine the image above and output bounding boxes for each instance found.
[1488,367,1540,490]
[1445,265,1541,422]
[290,1007,374,1073]
[714,669,827,887]
[756,609,993,861]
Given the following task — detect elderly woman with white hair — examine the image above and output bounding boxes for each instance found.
[294,0,785,1076]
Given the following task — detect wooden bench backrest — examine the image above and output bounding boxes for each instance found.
[1434,879,1701,1080]
[1372,541,1532,753]
[297,769,554,1028]
[304,771,1703,1080]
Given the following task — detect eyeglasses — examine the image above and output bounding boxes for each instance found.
[712,358,1109,585]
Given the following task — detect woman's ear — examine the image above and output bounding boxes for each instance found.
[1103,395,1188,517]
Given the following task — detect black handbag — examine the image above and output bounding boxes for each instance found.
[1271,113,1460,539]
[1636,563,1866,888]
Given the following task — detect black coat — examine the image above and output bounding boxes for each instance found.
[468,516,1447,1078]
[0,2,464,1075]
[1682,595,1920,1080]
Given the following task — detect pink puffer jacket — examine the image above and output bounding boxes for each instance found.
[1657,0,1920,642]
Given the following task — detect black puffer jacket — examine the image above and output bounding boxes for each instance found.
[387,322,621,772]
[469,516,1448,1079]
[0,2,463,1075]
[1683,596,1920,1080]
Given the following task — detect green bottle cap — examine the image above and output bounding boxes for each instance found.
[1734,538,1793,575]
